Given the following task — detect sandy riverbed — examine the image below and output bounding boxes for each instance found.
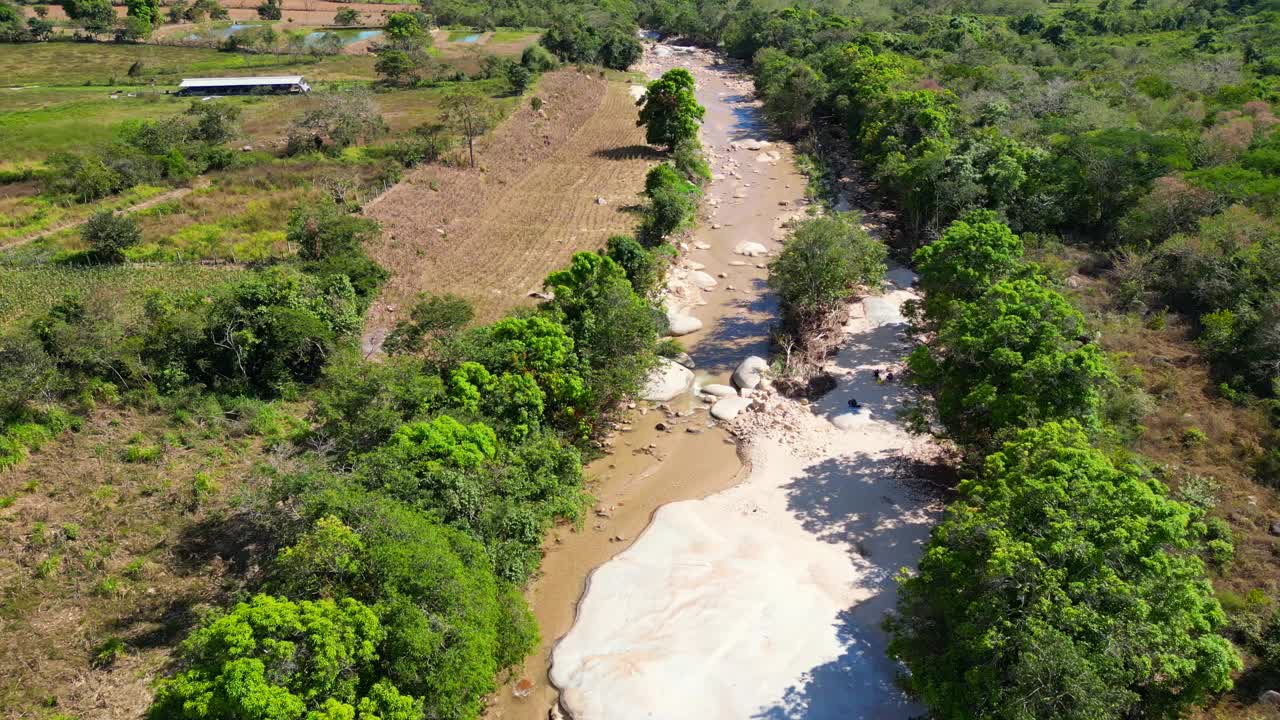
[483,42,807,720]
[550,270,940,719]
[546,44,942,719]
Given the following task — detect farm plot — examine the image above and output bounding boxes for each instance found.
[363,68,657,337]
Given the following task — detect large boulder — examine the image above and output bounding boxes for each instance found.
[700,383,737,398]
[731,356,769,390]
[711,396,752,421]
[734,241,769,257]
[1260,690,1280,706]
[643,359,694,402]
[689,270,718,289]
[666,314,703,336]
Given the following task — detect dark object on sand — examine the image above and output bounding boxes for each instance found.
[848,398,861,409]
[873,369,882,381]
[885,371,895,383]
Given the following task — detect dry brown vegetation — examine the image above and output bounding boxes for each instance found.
[0,406,283,719]
[362,67,657,339]
[1031,244,1280,717]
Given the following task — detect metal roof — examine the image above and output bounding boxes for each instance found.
[178,76,306,88]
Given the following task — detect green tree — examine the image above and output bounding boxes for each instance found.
[441,89,500,169]
[505,62,532,95]
[754,48,825,136]
[384,11,423,42]
[201,266,361,393]
[597,24,642,70]
[767,213,886,334]
[125,0,159,24]
[274,515,366,599]
[59,0,114,33]
[888,422,1240,720]
[290,482,528,716]
[375,48,419,86]
[907,277,1112,452]
[185,100,241,144]
[636,68,706,150]
[478,315,590,432]
[334,6,359,25]
[82,210,141,262]
[911,210,1025,325]
[543,252,658,427]
[148,594,390,720]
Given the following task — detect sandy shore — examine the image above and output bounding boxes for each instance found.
[547,44,942,719]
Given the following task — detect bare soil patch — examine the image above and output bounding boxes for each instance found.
[362,68,653,341]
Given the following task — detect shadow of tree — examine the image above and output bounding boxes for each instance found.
[107,510,279,658]
[751,608,925,720]
[743,451,934,719]
[750,287,936,718]
[688,277,777,374]
[594,145,666,162]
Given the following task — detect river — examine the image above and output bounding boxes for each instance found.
[487,40,938,720]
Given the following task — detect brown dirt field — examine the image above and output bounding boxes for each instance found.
[362,68,658,342]
[0,407,277,719]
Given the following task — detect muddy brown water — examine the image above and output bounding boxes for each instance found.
[485,42,809,720]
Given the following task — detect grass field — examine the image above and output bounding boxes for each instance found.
[0,264,246,328]
[0,399,289,718]
[0,42,375,87]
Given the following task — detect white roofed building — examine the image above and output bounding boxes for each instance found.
[176,76,311,96]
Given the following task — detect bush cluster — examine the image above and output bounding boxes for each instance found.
[43,101,240,203]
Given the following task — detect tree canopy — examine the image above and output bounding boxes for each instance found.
[888,421,1240,720]
[636,68,705,150]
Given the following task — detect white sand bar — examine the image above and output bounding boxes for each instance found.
[551,269,939,719]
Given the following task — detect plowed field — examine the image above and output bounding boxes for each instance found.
[362,68,658,343]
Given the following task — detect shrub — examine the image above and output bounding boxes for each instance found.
[768,213,887,335]
[43,152,125,202]
[382,293,474,355]
[671,137,711,186]
[605,235,663,299]
[123,443,161,463]
[521,43,557,71]
[82,211,141,261]
[255,0,280,20]
[334,6,359,25]
[639,163,698,244]
[287,199,380,261]
[92,637,127,668]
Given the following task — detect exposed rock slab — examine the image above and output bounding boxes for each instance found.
[642,359,694,402]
